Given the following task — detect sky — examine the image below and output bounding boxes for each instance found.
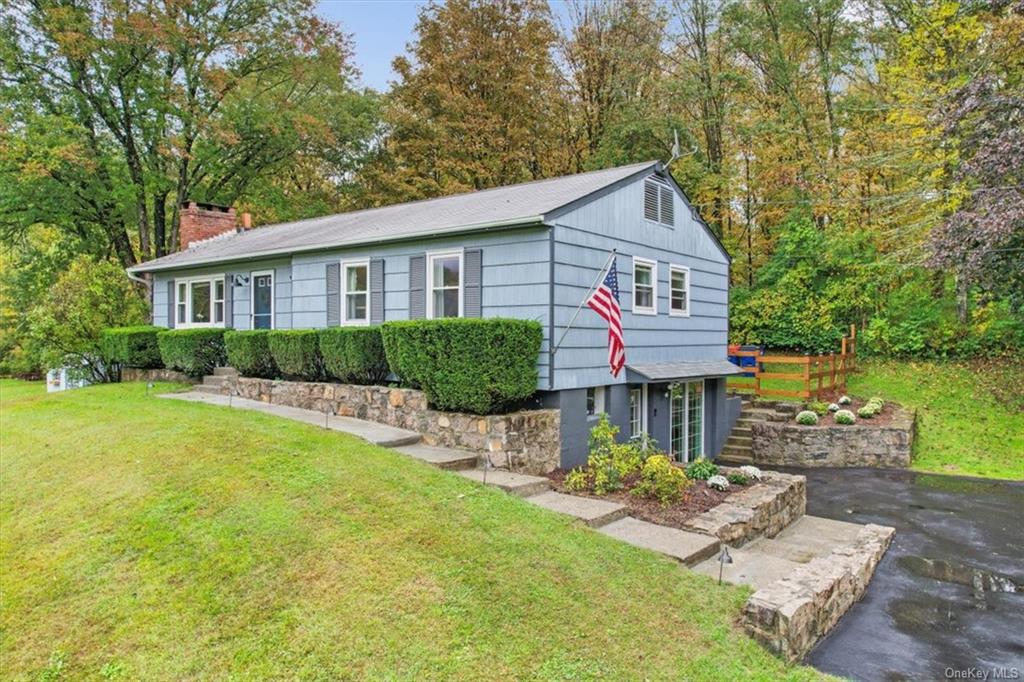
[316,1,427,92]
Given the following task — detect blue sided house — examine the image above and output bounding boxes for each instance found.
[128,161,742,469]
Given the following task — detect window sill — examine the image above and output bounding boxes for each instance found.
[632,308,658,316]
[668,310,691,318]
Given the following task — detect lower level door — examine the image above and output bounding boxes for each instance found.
[670,380,705,463]
[252,271,273,329]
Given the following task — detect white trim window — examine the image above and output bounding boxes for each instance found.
[669,265,690,317]
[632,257,657,315]
[427,250,463,319]
[629,386,645,437]
[251,270,274,329]
[175,275,225,328]
[586,386,606,417]
[342,260,369,324]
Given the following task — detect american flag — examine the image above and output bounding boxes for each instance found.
[586,258,625,377]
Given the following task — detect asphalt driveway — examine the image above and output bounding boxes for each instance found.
[791,468,1023,681]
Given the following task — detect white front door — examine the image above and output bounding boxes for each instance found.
[670,380,705,463]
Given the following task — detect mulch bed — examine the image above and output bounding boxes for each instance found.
[809,392,899,425]
[546,468,758,530]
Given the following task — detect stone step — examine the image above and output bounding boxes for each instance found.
[731,426,752,438]
[213,366,239,377]
[193,384,224,395]
[721,445,752,458]
[726,435,752,447]
[598,517,720,567]
[717,456,754,466]
[393,443,477,470]
[525,491,628,528]
[457,468,551,497]
[202,375,228,386]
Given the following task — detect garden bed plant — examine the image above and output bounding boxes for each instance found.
[547,415,763,530]
[797,394,898,426]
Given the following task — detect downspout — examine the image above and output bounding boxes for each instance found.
[126,270,153,324]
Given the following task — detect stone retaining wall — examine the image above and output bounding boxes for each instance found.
[751,407,915,468]
[682,471,806,547]
[741,523,895,661]
[122,368,196,384]
[226,377,561,475]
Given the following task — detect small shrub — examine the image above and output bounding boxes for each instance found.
[224,330,277,378]
[381,318,542,414]
[319,327,389,385]
[101,326,163,369]
[835,409,856,425]
[808,401,829,416]
[707,474,730,491]
[157,329,226,378]
[564,468,590,492]
[796,410,819,425]
[740,465,762,481]
[857,405,877,418]
[838,395,852,405]
[727,472,749,485]
[268,330,322,380]
[685,456,718,481]
[828,402,840,412]
[632,455,691,505]
[869,396,884,406]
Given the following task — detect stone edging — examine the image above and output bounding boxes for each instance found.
[225,376,561,475]
[682,471,806,547]
[122,368,197,384]
[751,406,916,468]
[741,523,896,661]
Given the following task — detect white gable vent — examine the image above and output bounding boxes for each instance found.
[643,176,674,226]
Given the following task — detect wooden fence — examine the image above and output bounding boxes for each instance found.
[729,325,857,401]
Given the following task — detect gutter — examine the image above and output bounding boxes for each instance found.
[127,215,547,274]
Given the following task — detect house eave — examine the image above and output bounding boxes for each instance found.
[127,216,547,274]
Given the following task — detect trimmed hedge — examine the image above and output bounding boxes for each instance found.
[268,330,322,380]
[224,330,277,378]
[157,329,226,378]
[319,327,389,385]
[381,318,542,414]
[100,326,163,369]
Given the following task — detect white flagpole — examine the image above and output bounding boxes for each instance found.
[551,248,616,356]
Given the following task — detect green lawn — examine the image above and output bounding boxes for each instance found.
[730,359,1024,481]
[0,380,826,680]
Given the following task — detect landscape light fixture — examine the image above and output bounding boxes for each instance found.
[717,546,733,585]
[146,382,154,397]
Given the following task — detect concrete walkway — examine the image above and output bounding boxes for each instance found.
[599,517,720,566]
[691,514,864,590]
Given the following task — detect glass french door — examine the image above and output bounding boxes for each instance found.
[252,271,273,329]
[670,380,704,463]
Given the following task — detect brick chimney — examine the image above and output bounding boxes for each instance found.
[179,201,238,249]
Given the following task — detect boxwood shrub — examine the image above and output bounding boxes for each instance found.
[381,318,542,414]
[224,330,277,378]
[268,330,322,380]
[100,326,163,369]
[319,327,389,385]
[157,329,226,377]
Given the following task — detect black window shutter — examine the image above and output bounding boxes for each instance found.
[224,274,234,329]
[167,279,175,329]
[369,258,385,324]
[409,254,426,319]
[463,248,482,318]
[326,263,341,326]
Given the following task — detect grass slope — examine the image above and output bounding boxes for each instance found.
[848,360,1024,480]
[0,381,826,680]
[731,359,1023,481]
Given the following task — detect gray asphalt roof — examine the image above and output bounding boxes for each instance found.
[626,360,742,382]
[129,161,659,273]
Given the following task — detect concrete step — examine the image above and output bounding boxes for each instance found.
[740,408,776,419]
[691,545,804,591]
[213,366,239,377]
[598,517,720,566]
[193,384,224,395]
[721,445,752,458]
[393,443,477,470]
[726,435,752,447]
[731,426,752,438]
[736,417,767,427]
[525,491,628,528]
[457,468,551,497]
[202,375,228,386]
